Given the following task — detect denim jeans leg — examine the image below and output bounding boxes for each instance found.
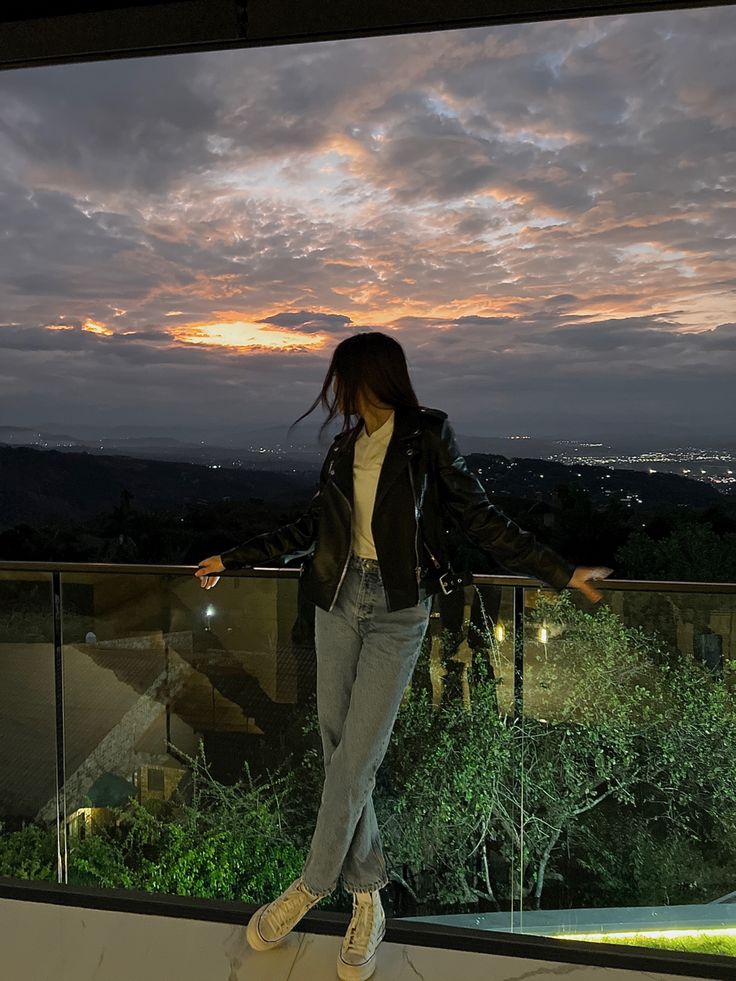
[301,561,364,896]
[301,552,432,896]
[339,781,386,892]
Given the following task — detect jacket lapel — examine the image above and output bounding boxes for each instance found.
[329,403,423,512]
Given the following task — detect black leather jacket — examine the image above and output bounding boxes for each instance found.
[220,403,576,612]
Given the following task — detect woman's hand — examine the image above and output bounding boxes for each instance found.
[195,554,225,589]
[566,566,613,603]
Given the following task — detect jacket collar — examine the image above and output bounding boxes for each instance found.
[330,403,423,510]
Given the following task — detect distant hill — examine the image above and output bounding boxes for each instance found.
[0,445,312,530]
[463,452,721,509]
[0,443,721,533]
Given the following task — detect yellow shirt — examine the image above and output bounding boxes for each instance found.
[352,410,395,558]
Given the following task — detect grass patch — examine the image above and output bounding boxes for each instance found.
[560,932,736,957]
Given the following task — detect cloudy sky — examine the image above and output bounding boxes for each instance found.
[0,5,734,445]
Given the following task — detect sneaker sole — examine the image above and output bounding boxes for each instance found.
[246,903,286,951]
[245,894,322,951]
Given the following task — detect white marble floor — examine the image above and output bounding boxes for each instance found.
[0,897,711,981]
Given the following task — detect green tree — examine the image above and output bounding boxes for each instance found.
[370,590,736,911]
[616,519,736,582]
[67,740,307,901]
[519,592,736,906]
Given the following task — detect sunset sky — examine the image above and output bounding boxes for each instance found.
[0,5,734,443]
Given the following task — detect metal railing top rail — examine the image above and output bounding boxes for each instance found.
[0,560,735,594]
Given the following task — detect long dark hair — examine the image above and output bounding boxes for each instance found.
[287,331,420,444]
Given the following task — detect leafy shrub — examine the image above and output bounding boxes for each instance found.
[0,820,56,881]
[67,740,307,902]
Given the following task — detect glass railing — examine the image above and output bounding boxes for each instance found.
[1,561,735,964]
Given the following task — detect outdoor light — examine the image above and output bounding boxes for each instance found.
[494,623,505,642]
[204,604,215,632]
[538,626,548,644]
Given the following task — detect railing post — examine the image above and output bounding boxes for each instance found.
[513,585,525,717]
[52,571,68,884]
[510,584,526,932]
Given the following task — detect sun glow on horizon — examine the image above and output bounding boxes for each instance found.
[169,321,326,350]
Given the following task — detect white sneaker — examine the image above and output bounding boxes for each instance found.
[337,889,386,980]
[246,875,326,950]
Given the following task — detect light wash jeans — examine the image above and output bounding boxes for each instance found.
[301,549,432,896]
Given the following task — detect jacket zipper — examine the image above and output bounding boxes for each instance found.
[423,538,442,569]
[406,448,442,572]
[328,480,352,612]
[406,451,422,589]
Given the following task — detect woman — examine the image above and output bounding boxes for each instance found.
[195,332,612,980]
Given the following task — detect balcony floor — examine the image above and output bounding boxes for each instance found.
[0,896,712,981]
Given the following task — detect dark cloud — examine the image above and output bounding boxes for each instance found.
[257,311,353,333]
[0,6,733,440]
[0,55,221,195]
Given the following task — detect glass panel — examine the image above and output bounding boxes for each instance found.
[54,569,525,926]
[383,582,521,924]
[59,568,320,896]
[518,584,736,959]
[0,571,58,884]
[12,563,729,967]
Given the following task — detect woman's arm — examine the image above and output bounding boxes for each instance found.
[430,416,576,591]
[219,442,336,570]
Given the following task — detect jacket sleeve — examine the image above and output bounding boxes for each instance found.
[219,443,335,570]
[431,417,576,591]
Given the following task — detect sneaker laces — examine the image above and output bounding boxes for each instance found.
[268,879,318,934]
[345,894,376,951]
